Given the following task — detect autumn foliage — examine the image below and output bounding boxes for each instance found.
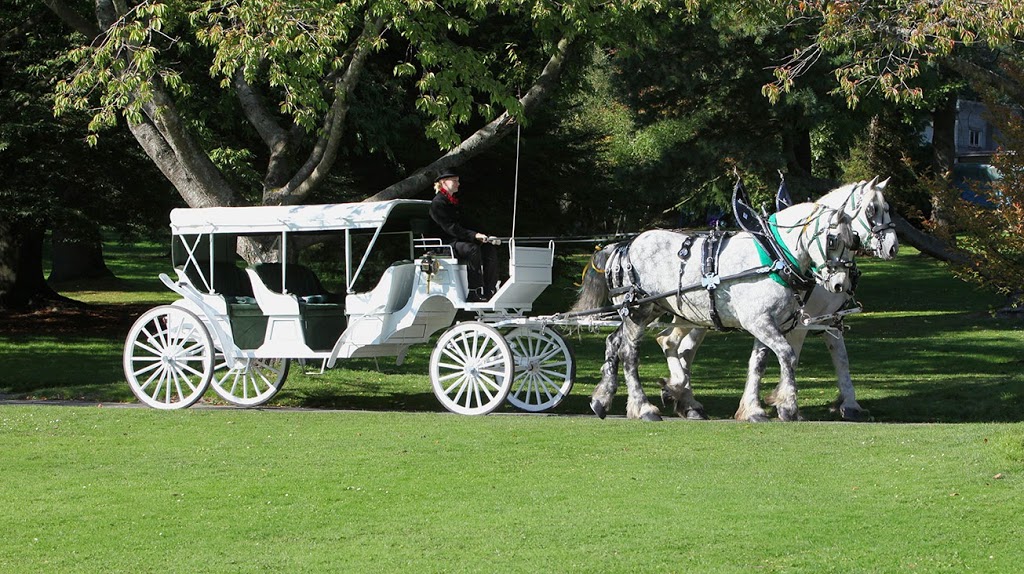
[946,70,1024,309]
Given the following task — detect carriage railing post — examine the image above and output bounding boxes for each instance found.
[345,229,353,293]
[208,232,214,293]
[349,225,386,292]
[281,231,288,293]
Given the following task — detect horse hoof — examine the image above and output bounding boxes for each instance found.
[746,414,770,423]
[685,408,709,421]
[641,412,663,422]
[778,409,802,422]
[840,407,871,422]
[591,400,607,419]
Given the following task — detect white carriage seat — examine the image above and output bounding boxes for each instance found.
[345,262,417,316]
[245,268,301,315]
[488,242,554,308]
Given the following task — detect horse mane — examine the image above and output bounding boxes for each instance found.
[817,180,867,208]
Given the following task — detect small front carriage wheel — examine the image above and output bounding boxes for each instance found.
[123,305,214,410]
[430,322,513,415]
[505,326,575,412]
[211,356,290,407]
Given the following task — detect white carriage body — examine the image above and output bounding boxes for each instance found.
[124,199,575,414]
[163,200,553,362]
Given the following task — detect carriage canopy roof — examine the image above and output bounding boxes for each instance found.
[169,199,432,235]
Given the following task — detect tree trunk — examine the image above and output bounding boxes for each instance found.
[47,229,114,282]
[891,214,971,265]
[0,220,81,311]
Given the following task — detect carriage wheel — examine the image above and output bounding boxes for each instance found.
[210,356,290,407]
[429,322,513,415]
[123,305,214,410]
[505,326,576,412]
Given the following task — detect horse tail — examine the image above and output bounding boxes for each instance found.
[570,245,612,314]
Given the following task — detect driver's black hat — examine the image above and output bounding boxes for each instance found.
[434,170,459,182]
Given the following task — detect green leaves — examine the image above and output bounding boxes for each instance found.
[760,0,1024,108]
[54,0,674,151]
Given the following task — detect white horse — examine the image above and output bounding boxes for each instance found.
[570,200,857,421]
[656,178,898,422]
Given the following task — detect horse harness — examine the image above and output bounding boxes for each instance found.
[605,242,648,320]
[601,230,803,332]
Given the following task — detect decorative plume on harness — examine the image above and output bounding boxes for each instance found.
[731,175,817,292]
[775,170,793,211]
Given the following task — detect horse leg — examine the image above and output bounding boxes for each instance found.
[590,326,624,419]
[824,332,870,422]
[655,326,708,420]
[758,327,802,422]
[621,316,663,421]
[767,329,808,415]
[735,341,771,422]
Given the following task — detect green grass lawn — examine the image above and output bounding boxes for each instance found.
[1,408,1022,573]
[1,238,1023,572]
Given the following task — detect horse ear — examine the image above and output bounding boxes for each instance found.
[868,175,879,188]
[775,170,793,211]
[877,177,890,190]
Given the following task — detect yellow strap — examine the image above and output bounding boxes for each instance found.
[574,245,605,286]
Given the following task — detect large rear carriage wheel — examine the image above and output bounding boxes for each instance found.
[429,322,513,415]
[211,356,290,407]
[505,326,575,412]
[123,305,214,409]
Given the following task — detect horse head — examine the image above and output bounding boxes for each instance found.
[821,177,899,260]
[812,208,858,295]
[772,202,857,295]
[855,177,899,260]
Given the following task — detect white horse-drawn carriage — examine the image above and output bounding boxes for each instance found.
[123,199,574,415]
[125,177,895,422]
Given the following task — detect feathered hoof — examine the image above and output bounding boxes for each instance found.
[777,407,803,422]
[737,412,770,423]
[685,408,709,421]
[840,406,871,422]
[591,400,607,419]
[640,411,663,422]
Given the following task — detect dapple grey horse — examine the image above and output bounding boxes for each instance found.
[571,200,857,421]
[656,178,898,422]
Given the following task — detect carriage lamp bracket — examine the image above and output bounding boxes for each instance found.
[420,254,439,290]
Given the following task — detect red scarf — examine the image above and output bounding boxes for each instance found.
[439,188,459,205]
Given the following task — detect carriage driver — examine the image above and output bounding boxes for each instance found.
[429,170,500,302]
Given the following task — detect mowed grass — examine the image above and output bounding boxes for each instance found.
[1,407,1022,573]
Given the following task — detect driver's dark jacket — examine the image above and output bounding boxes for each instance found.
[429,192,479,243]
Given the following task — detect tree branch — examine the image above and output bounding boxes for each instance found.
[41,0,100,38]
[946,56,1024,104]
[233,69,297,189]
[892,213,972,266]
[233,69,289,149]
[366,36,575,202]
[264,16,385,206]
[138,88,238,207]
